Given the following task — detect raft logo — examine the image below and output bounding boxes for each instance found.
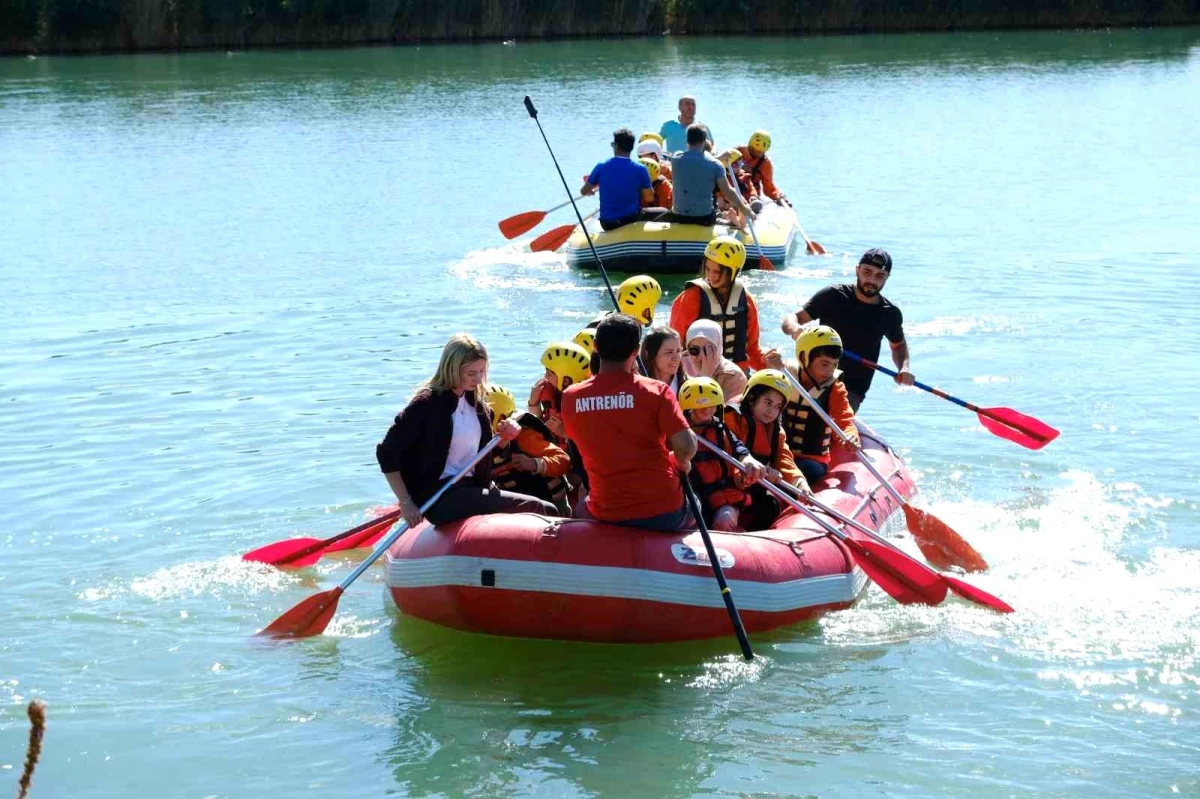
[573,393,635,412]
[671,541,735,569]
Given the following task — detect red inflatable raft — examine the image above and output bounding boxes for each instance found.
[385,425,915,643]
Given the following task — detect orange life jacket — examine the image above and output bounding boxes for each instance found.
[689,420,751,515]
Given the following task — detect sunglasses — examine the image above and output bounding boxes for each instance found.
[686,345,707,356]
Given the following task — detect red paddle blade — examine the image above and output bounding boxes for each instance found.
[530,223,576,252]
[806,239,828,256]
[942,575,1015,613]
[904,505,989,573]
[978,407,1060,450]
[756,253,775,272]
[242,537,323,567]
[258,586,345,638]
[498,210,547,239]
[844,536,948,605]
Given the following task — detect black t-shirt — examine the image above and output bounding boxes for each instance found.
[801,284,905,396]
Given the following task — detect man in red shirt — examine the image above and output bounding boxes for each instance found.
[562,314,698,531]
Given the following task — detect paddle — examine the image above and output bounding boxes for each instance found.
[530,209,599,253]
[842,351,1060,450]
[258,436,502,638]
[771,480,1013,613]
[526,94,753,660]
[498,196,582,239]
[693,437,945,605]
[725,164,775,272]
[795,218,828,256]
[778,369,989,573]
[242,508,401,569]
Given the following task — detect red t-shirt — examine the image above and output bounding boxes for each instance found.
[561,371,689,521]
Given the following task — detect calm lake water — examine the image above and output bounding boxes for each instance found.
[2,28,1198,797]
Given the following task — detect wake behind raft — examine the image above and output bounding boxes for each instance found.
[382,423,911,643]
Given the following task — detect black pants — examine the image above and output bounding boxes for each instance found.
[741,484,782,532]
[424,484,560,526]
[661,211,717,226]
[846,390,865,412]
[600,208,669,231]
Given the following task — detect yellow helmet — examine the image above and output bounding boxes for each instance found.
[617,275,662,326]
[748,130,772,153]
[639,157,661,183]
[572,329,596,352]
[718,147,743,167]
[744,369,798,405]
[795,324,844,366]
[540,341,591,390]
[484,384,517,433]
[703,235,747,278]
[638,131,665,147]
[679,376,725,412]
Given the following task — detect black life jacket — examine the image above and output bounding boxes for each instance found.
[689,278,748,364]
[781,373,836,458]
[490,412,569,504]
[688,421,751,515]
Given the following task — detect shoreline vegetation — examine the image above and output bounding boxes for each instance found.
[2,0,1198,55]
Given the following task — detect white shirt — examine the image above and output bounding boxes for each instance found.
[440,394,483,479]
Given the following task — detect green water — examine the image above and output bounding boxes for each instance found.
[2,29,1199,797]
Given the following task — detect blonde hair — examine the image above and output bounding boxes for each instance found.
[418,334,490,405]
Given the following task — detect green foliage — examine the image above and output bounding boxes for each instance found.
[0,0,41,41]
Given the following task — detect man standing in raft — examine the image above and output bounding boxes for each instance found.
[781,247,914,411]
[670,235,777,373]
[580,128,659,231]
[562,314,698,532]
[659,95,713,153]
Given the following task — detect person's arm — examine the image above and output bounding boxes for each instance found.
[716,168,754,219]
[640,187,655,206]
[580,162,601,196]
[782,286,831,338]
[829,382,859,446]
[514,428,572,477]
[744,293,769,371]
[759,158,782,202]
[886,307,914,385]
[660,181,674,208]
[773,433,807,489]
[660,391,697,473]
[668,428,698,474]
[781,308,812,338]
[668,287,700,343]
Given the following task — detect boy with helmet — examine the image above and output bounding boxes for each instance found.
[723,369,809,530]
[527,341,592,442]
[679,376,766,532]
[639,158,674,211]
[767,323,860,485]
[485,385,574,513]
[668,235,776,372]
[735,129,788,213]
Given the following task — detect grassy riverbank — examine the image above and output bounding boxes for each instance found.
[3,0,1197,54]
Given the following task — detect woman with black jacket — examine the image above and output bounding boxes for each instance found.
[376,334,560,527]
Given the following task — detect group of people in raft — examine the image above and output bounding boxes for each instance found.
[582,95,789,231]
[377,235,917,535]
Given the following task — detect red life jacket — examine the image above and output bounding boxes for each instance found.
[689,421,751,514]
[739,405,782,466]
[490,413,569,504]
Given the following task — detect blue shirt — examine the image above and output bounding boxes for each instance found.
[659,120,714,154]
[588,156,651,222]
[669,148,725,216]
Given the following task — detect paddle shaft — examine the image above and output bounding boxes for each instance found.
[725,164,771,268]
[336,436,502,592]
[779,370,908,509]
[842,350,1031,430]
[278,508,400,565]
[680,476,754,661]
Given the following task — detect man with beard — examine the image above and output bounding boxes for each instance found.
[780,248,914,411]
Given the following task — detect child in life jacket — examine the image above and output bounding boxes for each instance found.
[768,323,860,486]
[723,369,810,530]
[527,340,592,442]
[640,157,674,212]
[485,385,573,514]
[679,377,767,532]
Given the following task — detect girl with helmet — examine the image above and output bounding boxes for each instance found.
[639,157,674,210]
[375,334,560,528]
[679,377,767,532]
[640,325,686,395]
[668,235,777,373]
[767,322,860,485]
[484,385,575,514]
[722,368,809,530]
[527,341,593,442]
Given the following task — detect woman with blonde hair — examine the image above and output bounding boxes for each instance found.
[376,333,560,527]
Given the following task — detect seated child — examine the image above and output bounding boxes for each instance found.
[679,377,766,532]
[527,340,592,441]
[486,385,573,514]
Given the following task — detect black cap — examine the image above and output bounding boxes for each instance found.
[859,248,892,271]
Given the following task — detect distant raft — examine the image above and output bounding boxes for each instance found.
[384,423,915,644]
[564,200,800,274]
